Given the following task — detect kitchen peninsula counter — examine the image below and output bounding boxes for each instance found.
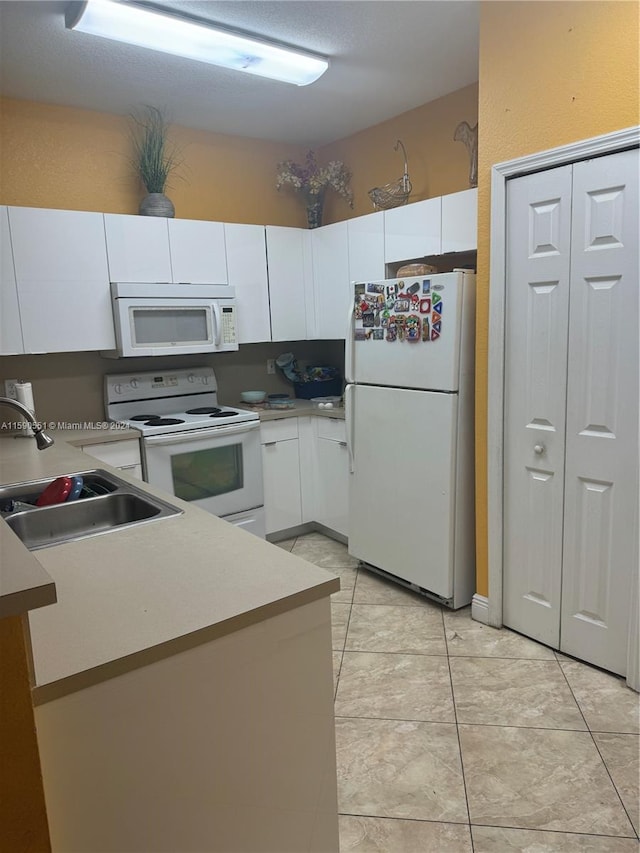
[0,435,339,703]
[0,434,340,852]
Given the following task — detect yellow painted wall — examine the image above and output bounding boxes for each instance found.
[0,97,308,226]
[475,0,640,597]
[319,84,478,224]
[0,85,477,228]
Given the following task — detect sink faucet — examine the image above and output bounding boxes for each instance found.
[0,397,54,450]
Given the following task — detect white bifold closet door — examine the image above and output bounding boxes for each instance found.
[503,148,638,676]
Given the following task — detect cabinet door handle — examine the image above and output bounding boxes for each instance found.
[339,441,347,447]
[534,444,545,455]
[264,441,277,447]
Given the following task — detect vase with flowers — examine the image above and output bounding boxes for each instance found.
[276,151,353,228]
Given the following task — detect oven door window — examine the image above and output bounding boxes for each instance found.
[130,307,212,346]
[170,444,243,501]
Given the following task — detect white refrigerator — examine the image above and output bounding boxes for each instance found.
[345,270,476,608]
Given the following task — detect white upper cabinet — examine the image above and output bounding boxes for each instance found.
[441,188,478,253]
[8,207,115,353]
[311,221,350,339]
[266,226,312,342]
[384,197,441,263]
[104,214,172,282]
[168,218,227,283]
[0,206,24,355]
[224,223,271,344]
[347,211,385,283]
[104,215,228,284]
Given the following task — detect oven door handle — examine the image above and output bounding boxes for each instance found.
[144,421,260,446]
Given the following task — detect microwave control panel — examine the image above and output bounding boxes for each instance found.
[221,306,237,344]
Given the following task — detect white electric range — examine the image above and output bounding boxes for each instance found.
[105,367,265,538]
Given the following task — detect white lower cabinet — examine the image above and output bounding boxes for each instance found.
[260,420,303,535]
[261,416,349,539]
[78,439,143,481]
[314,419,349,538]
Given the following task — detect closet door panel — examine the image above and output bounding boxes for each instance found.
[560,148,639,674]
[503,165,573,647]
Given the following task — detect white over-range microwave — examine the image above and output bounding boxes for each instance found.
[103,282,239,358]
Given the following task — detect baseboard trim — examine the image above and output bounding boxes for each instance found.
[471,594,489,625]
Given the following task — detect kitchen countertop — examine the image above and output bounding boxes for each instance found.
[0,435,339,704]
[252,399,345,421]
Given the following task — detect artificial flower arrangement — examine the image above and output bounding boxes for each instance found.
[276,150,353,228]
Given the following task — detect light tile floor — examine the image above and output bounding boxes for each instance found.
[277,532,640,852]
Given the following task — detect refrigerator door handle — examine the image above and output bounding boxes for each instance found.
[345,383,355,473]
[345,294,355,383]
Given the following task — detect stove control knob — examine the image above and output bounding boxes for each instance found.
[187,373,195,383]
[130,378,139,389]
[114,383,122,395]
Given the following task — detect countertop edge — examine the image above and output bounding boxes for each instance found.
[32,578,338,705]
[0,524,58,619]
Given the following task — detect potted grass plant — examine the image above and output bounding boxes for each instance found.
[130,105,182,217]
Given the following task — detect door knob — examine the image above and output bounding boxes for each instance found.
[534,444,545,455]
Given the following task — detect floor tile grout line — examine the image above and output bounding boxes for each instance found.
[468,821,639,840]
[337,812,473,828]
[557,656,639,839]
[443,608,475,850]
[332,714,598,733]
[587,731,639,839]
[334,647,559,661]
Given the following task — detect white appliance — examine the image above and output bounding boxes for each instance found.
[104,283,238,358]
[105,367,265,538]
[346,271,476,608]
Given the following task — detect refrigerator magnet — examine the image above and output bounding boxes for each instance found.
[419,297,431,314]
[386,324,397,342]
[355,328,367,341]
[422,280,431,293]
[432,310,442,324]
[386,284,397,298]
[406,281,421,295]
[394,298,410,312]
[433,300,443,314]
[355,283,365,296]
[406,316,421,341]
[372,328,384,340]
[367,282,385,294]
[422,317,431,341]
[362,311,375,328]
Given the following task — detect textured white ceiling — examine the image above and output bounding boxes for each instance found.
[0,0,479,146]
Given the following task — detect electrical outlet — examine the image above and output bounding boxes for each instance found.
[266,359,276,375]
[4,379,19,400]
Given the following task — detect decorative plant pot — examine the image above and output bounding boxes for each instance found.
[139,193,175,218]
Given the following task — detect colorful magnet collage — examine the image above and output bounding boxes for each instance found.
[353,279,443,343]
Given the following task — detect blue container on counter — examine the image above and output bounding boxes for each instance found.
[293,378,343,399]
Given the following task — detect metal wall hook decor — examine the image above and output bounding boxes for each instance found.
[454,121,478,188]
[368,139,413,210]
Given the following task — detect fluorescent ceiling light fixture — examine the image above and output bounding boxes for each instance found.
[65,0,329,86]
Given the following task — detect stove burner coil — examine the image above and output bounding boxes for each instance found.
[185,407,221,415]
[144,417,186,426]
[209,411,235,418]
[130,414,160,421]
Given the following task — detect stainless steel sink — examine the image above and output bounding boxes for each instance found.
[0,469,182,550]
